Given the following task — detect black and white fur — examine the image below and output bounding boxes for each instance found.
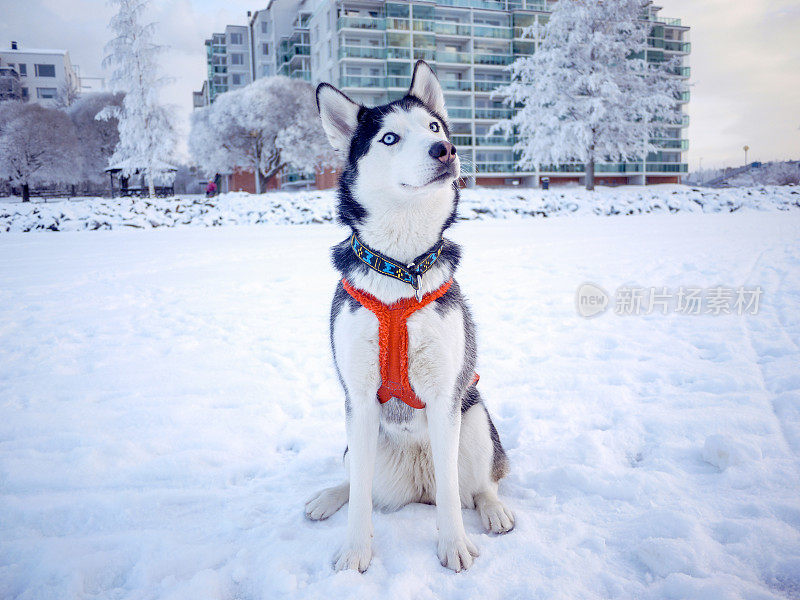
[306,61,514,573]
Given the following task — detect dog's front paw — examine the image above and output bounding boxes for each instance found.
[333,540,373,573]
[437,534,479,572]
[478,499,515,534]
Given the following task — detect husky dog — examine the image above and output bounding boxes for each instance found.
[305,61,514,573]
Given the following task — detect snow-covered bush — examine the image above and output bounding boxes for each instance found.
[496,0,684,190]
[189,76,335,192]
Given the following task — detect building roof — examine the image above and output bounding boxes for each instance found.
[2,48,68,55]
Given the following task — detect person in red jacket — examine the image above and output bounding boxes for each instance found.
[205,180,217,197]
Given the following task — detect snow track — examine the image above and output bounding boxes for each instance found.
[1,212,799,599]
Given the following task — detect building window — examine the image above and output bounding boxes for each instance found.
[261,64,273,77]
[229,32,243,45]
[36,87,57,98]
[261,21,270,34]
[232,73,243,85]
[35,64,56,77]
[230,53,244,65]
[18,63,26,76]
[262,43,270,55]
[21,87,29,99]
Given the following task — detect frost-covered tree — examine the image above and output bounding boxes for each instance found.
[189,76,334,193]
[99,0,176,197]
[55,79,80,109]
[68,92,124,185]
[497,0,684,190]
[0,102,82,202]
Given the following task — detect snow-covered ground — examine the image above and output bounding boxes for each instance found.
[1,212,800,599]
[1,184,799,232]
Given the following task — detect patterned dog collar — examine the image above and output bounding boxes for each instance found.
[350,232,445,300]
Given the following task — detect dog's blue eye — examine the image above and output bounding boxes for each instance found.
[380,132,399,145]
[429,122,440,133]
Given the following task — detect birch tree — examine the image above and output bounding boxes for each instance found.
[497,0,684,190]
[99,0,176,197]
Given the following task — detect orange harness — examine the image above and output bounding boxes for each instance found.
[341,278,478,409]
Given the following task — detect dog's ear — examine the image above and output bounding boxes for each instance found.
[316,83,361,157]
[408,60,447,120]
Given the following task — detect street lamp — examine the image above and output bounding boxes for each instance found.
[743,145,749,166]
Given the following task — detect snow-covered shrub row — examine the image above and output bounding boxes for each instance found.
[1,185,799,232]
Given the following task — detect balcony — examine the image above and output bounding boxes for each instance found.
[473,25,513,39]
[476,162,517,173]
[386,18,409,30]
[475,107,514,119]
[595,163,643,173]
[413,48,436,61]
[340,75,384,88]
[474,80,508,92]
[645,163,688,173]
[476,135,514,146]
[449,108,473,119]
[339,46,387,60]
[651,138,689,150]
[441,79,472,91]
[434,22,472,36]
[451,135,473,146]
[412,19,436,33]
[474,53,514,66]
[436,51,471,64]
[386,76,411,88]
[337,16,385,31]
[386,47,412,60]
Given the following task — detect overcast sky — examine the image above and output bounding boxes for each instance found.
[2,0,799,170]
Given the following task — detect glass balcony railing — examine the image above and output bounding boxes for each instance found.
[386,18,409,30]
[441,79,472,91]
[474,80,508,92]
[646,163,689,173]
[595,163,643,173]
[340,75,384,88]
[475,107,514,119]
[474,53,514,66]
[412,19,436,32]
[386,47,412,59]
[451,135,473,146]
[339,46,387,59]
[476,162,517,173]
[386,76,411,88]
[449,108,473,119]
[540,163,585,173]
[473,25,513,39]
[651,138,689,150]
[436,51,471,64]
[434,22,472,36]
[413,48,436,61]
[476,135,514,146]
[337,16,385,30]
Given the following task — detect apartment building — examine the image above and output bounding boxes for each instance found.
[195,0,689,187]
[0,41,80,106]
[203,25,254,104]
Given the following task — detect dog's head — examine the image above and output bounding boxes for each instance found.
[316,61,460,230]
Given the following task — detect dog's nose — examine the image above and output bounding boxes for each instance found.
[429,141,457,164]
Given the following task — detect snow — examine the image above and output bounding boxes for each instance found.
[1,184,799,232]
[1,208,799,599]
